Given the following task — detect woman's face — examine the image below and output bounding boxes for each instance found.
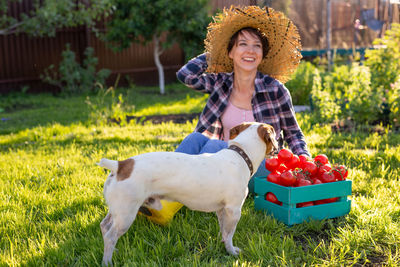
[228,30,263,73]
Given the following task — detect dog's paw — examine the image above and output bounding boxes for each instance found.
[229,246,241,256]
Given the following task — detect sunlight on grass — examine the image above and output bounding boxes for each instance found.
[1,88,399,266]
[133,94,208,116]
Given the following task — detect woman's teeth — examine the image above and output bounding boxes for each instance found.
[243,57,255,62]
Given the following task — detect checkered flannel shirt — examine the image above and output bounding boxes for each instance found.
[176,53,310,157]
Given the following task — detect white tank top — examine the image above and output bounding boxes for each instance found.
[221,101,255,142]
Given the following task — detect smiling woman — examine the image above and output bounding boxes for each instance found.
[141,5,311,225]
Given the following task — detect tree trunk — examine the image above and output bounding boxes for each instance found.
[153,35,165,95]
[326,0,332,71]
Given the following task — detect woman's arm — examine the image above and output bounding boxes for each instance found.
[176,53,219,93]
[277,84,311,157]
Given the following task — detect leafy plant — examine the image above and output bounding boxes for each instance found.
[41,44,111,95]
[388,77,400,127]
[309,24,400,128]
[85,75,128,126]
[0,0,113,36]
[344,64,381,124]
[286,61,318,105]
[310,69,340,123]
[365,23,400,91]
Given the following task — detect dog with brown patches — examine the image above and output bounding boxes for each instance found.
[98,122,278,266]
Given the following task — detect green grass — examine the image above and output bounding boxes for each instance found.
[1,84,399,266]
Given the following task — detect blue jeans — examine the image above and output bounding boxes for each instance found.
[176,132,270,192]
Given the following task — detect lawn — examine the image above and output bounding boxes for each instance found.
[0,84,399,266]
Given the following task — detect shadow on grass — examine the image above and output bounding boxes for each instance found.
[20,194,380,266]
[0,84,203,135]
[0,135,183,153]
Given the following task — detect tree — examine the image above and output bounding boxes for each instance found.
[0,0,113,36]
[104,0,211,94]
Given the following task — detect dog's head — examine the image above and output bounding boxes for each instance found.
[229,122,278,157]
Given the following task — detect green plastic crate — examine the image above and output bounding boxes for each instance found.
[254,176,352,225]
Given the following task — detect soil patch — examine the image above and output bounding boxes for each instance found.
[126,113,200,124]
[330,119,399,134]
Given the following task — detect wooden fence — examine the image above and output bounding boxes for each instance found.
[0,0,398,93]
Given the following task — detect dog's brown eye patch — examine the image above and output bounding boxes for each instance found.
[117,158,134,181]
[229,122,252,140]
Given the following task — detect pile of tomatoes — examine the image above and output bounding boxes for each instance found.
[264,148,348,208]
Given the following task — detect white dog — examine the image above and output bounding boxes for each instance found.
[98,122,277,265]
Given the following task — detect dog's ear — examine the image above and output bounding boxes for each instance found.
[229,122,252,140]
[98,158,118,173]
[257,124,278,156]
[117,158,135,181]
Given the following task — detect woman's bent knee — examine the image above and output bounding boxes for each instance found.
[175,132,210,154]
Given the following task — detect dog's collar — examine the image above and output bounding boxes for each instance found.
[228,145,254,176]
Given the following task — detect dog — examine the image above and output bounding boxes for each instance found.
[98,122,278,265]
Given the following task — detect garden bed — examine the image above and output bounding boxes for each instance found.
[125,113,200,124]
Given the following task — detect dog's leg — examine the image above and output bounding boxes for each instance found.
[100,213,113,236]
[101,205,140,266]
[216,209,225,242]
[220,206,242,256]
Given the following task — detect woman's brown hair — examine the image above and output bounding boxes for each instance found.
[227,27,269,58]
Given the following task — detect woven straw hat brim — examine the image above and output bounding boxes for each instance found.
[205,5,302,83]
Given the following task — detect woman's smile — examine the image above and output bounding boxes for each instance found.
[229,31,263,73]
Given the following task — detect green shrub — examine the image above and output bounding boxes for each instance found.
[388,77,400,127]
[345,64,382,124]
[311,63,384,125]
[286,61,317,105]
[322,64,352,99]
[365,23,400,91]
[310,68,340,122]
[41,44,111,95]
[310,24,400,127]
[85,74,128,126]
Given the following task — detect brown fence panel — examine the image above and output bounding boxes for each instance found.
[1,0,399,93]
[287,0,399,50]
[0,1,185,93]
[0,27,88,93]
[212,0,256,10]
[90,31,184,87]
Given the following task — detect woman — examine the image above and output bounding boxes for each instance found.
[142,6,310,225]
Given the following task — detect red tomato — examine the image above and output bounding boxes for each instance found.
[265,192,282,205]
[314,199,326,205]
[332,165,348,181]
[314,154,329,166]
[276,163,289,173]
[294,170,309,180]
[303,161,318,176]
[265,157,280,172]
[315,198,338,205]
[317,163,332,178]
[266,172,281,184]
[324,197,339,203]
[299,155,309,169]
[286,154,300,170]
[296,201,314,208]
[280,170,296,187]
[320,171,335,183]
[295,178,313,187]
[278,148,293,163]
[313,178,323,185]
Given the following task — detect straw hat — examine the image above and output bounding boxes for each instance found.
[205,5,302,83]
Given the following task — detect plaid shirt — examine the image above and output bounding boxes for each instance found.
[176,53,310,156]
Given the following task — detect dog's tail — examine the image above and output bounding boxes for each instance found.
[97,158,118,173]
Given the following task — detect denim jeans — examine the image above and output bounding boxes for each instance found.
[175,132,270,192]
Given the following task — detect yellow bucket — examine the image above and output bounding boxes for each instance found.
[139,200,183,226]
